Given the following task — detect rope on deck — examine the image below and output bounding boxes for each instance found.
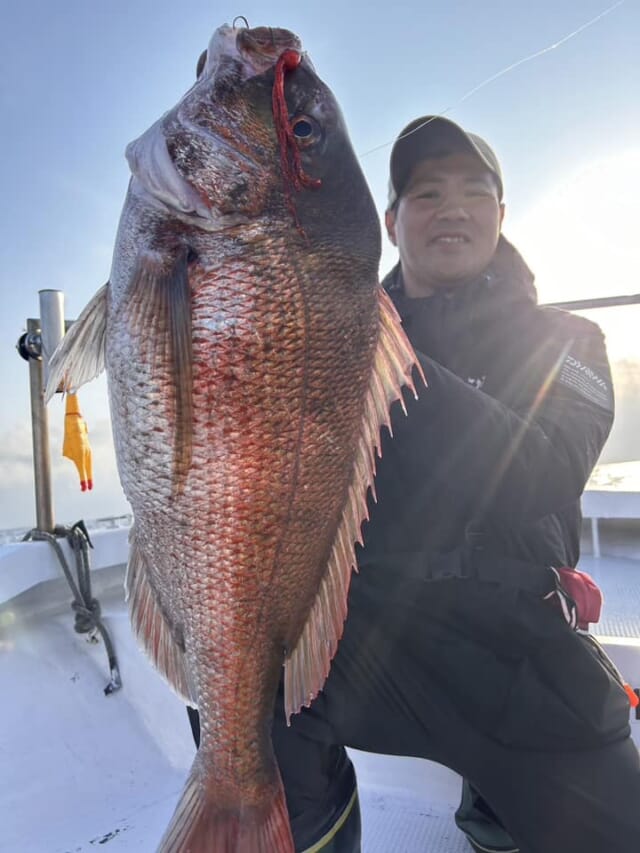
[23,521,122,695]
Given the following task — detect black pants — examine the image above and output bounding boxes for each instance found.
[270,560,640,853]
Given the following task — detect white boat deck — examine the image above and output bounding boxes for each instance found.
[1,530,639,853]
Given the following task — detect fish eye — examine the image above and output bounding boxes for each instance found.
[291,116,320,147]
[196,50,207,79]
[292,119,313,138]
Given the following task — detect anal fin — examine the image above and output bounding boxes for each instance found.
[125,525,196,705]
[284,288,425,720]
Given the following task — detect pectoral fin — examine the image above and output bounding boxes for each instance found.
[127,248,194,493]
[284,288,425,720]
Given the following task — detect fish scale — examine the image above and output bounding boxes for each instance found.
[46,22,423,852]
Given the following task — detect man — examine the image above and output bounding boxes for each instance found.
[271,116,640,853]
[189,117,640,851]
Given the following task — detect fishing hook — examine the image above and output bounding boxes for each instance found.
[233,16,250,29]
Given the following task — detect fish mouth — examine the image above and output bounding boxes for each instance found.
[237,26,302,68]
[203,24,302,80]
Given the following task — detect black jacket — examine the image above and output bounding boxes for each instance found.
[275,238,628,762]
[361,236,614,588]
[345,239,628,750]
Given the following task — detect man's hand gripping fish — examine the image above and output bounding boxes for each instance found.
[46,22,423,853]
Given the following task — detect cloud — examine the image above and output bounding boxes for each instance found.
[0,415,130,531]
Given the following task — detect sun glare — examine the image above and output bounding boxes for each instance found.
[508,149,640,362]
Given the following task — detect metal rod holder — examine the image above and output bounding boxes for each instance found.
[23,291,66,533]
[40,290,66,388]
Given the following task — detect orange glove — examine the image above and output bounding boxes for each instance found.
[62,392,93,491]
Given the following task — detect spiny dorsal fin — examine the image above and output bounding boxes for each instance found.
[44,284,108,402]
[284,288,425,720]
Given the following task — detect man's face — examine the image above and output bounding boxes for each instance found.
[386,152,505,297]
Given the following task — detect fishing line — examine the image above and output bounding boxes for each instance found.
[359,0,626,158]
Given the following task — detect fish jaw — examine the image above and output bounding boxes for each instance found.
[202,24,302,80]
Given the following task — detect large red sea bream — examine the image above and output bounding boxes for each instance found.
[47,22,422,852]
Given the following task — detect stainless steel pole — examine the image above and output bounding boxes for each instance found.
[26,317,54,532]
[39,289,66,388]
[26,290,66,532]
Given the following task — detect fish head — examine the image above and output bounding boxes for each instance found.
[124,23,380,260]
[270,50,381,258]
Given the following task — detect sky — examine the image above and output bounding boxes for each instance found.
[1,0,639,530]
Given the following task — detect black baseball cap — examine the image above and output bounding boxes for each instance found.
[387,115,504,209]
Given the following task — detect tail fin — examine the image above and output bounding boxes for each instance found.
[158,761,294,853]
